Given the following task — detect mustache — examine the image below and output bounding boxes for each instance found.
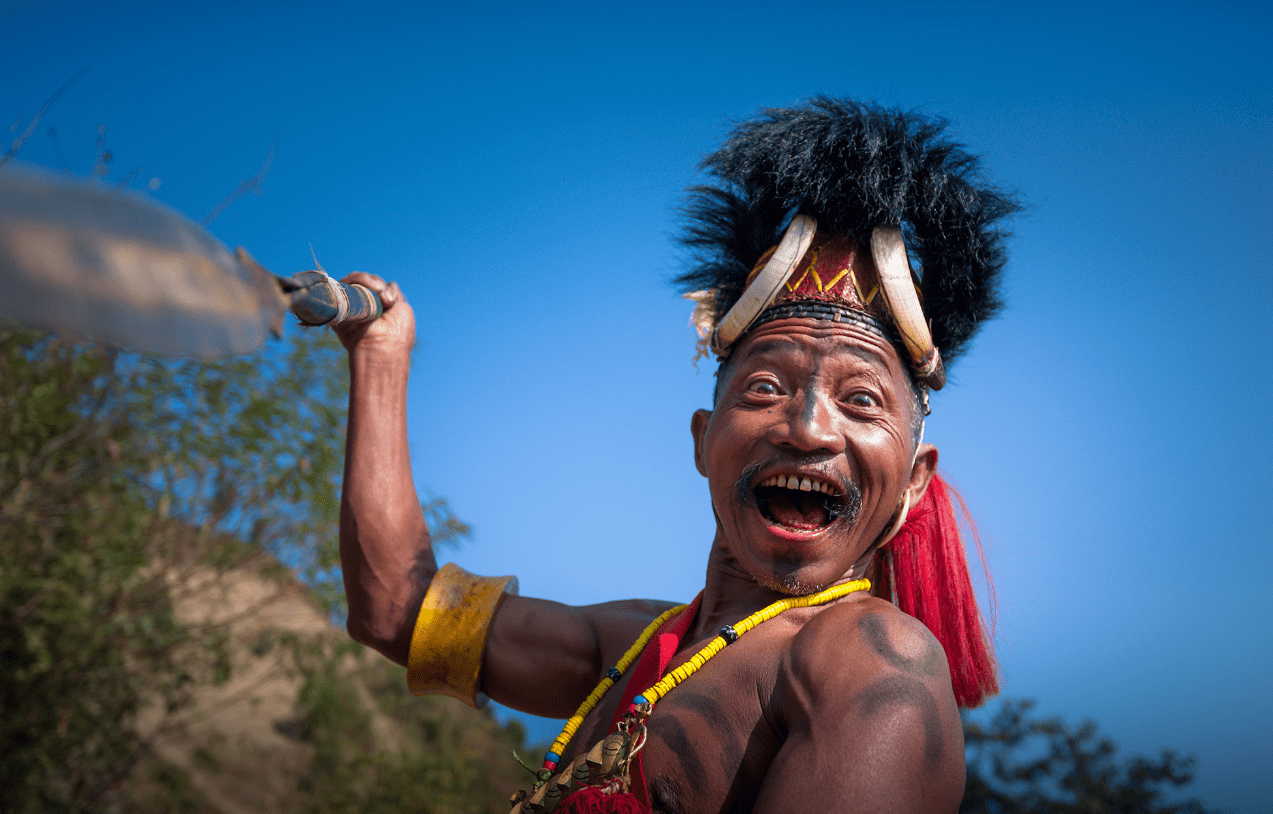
[734,457,864,526]
[736,462,764,508]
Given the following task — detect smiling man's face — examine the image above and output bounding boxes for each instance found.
[692,317,936,594]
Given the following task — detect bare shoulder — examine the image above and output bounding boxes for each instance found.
[784,594,953,694]
[758,595,965,812]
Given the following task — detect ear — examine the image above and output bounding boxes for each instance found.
[691,409,712,477]
[906,443,939,509]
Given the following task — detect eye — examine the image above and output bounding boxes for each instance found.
[745,378,782,397]
[845,391,880,409]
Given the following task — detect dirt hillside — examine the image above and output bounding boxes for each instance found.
[132,565,343,813]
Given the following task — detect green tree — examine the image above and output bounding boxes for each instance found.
[0,326,344,811]
[962,699,1214,814]
[2,331,173,811]
[280,646,539,814]
[0,325,473,812]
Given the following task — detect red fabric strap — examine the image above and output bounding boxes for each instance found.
[606,593,702,808]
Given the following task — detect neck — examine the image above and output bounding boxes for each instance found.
[692,530,870,643]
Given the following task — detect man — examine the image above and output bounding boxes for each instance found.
[334,98,1020,813]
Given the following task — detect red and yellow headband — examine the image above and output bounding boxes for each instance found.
[691,215,946,390]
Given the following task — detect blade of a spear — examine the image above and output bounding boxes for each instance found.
[0,163,288,357]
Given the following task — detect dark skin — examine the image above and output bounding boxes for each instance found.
[336,273,964,813]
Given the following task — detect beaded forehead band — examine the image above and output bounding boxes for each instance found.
[690,215,946,390]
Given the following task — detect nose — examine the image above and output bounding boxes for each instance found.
[768,386,845,455]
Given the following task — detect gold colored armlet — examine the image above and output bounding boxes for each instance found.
[407,562,518,707]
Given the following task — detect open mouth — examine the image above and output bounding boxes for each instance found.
[751,473,848,532]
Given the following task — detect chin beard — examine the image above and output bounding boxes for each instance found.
[756,556,823,596]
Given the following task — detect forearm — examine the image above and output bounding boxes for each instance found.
[341,346,431,664]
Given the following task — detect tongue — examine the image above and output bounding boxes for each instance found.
[768,491,828,530]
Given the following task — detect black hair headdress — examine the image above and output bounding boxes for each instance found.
[677,97,1022,368]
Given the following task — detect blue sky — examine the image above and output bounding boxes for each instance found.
[3,1,1270,810]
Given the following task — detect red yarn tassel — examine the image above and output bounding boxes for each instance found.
[885,473,998,708]
[558,787,649,814]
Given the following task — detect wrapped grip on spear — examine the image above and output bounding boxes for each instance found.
[238,248,384,327]
[284,270,383,326]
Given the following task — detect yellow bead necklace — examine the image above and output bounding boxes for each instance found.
[539,578,870,774]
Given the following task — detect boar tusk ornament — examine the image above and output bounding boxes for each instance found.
[871,225,945,390]
[710,214,817,355]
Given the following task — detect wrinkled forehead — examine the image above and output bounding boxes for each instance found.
[728,317,910,379]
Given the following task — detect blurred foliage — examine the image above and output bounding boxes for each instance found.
[283,642,539,814]
[0,326,471,813]
[962,699,1214,814]
[1,328,196,812]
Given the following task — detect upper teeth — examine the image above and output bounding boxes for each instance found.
[758,474,837,494]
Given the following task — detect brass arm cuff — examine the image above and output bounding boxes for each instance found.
[407,562,518,707]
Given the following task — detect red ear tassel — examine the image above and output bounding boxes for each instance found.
[882,473,998,708]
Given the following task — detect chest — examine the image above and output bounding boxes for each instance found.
[563,636,787,814]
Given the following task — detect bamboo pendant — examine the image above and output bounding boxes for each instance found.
[509,709,649,814]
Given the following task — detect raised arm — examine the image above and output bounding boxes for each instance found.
[333,272,428,665]
[333,274,671,718]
